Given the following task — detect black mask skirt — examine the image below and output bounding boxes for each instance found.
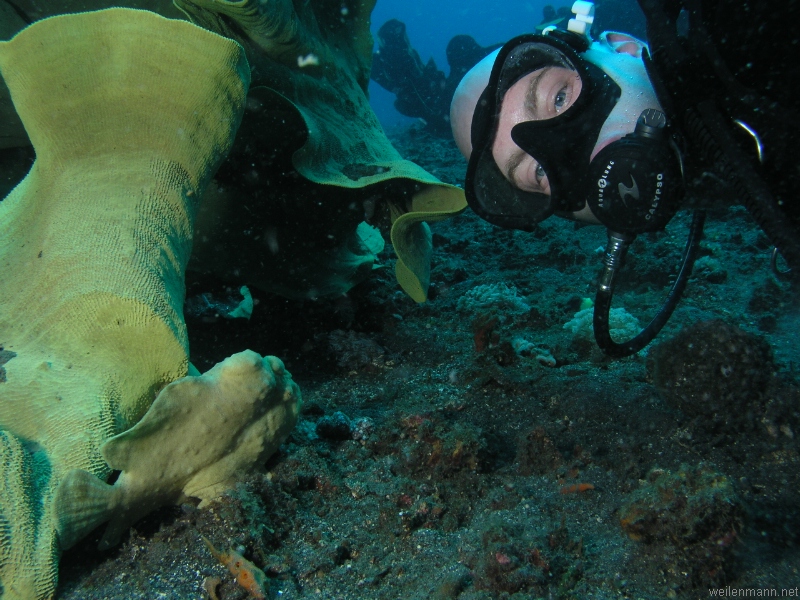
[466,34,622,230]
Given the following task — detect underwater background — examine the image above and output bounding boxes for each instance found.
[368,0,544,129]
[1,0,799,599]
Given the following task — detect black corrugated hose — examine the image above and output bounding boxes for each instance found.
[593,210,706,357]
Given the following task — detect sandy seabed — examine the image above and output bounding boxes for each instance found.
[50,125,800,600]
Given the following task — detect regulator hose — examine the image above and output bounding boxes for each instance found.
[593,210,706,357]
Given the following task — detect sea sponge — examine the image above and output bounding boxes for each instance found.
[0,1,27,150]
[457,283,532,318]
[563,306,641,342]
[176,0,467,302]
[0,9,249,598]
[648,320,774,431]
[0,0,187,151]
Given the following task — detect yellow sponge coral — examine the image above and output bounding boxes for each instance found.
[0,8,249,598]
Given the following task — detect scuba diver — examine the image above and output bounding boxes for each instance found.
[450,0,800,357]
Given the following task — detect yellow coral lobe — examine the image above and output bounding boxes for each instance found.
[0,9,249,599]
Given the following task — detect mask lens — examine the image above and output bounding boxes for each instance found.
[466,35,604,229]
[496,42,578,91]
[495,63,583,194]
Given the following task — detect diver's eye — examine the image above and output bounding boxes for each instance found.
[535,163,546,181]
[554,88,567,110]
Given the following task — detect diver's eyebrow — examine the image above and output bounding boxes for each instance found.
[505,150,525,187]
[506,149,543,192]
[523,67,551,118]
[505,150,542,192]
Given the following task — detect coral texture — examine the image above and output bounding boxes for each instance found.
[0,9,249,598]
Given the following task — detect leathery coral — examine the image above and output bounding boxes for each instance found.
[0,8,256,598]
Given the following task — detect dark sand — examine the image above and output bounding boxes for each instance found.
[48,125,800,599]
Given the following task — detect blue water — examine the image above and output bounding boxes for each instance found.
[368,0,550,129]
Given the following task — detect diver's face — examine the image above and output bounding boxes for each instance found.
[492,66,582,195]
[491,33,662,205]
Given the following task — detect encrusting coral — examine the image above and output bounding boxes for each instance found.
[0,8,254,598]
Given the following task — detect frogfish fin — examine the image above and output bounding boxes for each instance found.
[54,468,120,551]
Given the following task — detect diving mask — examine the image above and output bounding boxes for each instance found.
[465,31,684,234]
